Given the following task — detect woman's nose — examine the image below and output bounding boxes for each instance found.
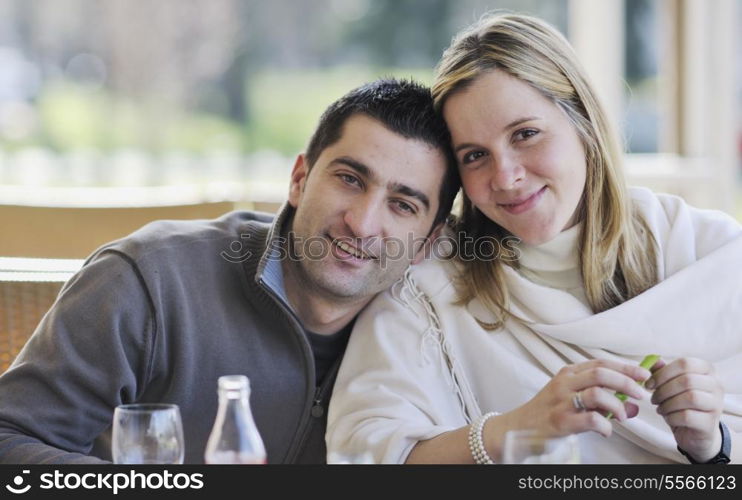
[488,153,525,191]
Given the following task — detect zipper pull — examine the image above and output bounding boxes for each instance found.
[310,387,324,418]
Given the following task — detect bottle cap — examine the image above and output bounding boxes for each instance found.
[218,374,250,391]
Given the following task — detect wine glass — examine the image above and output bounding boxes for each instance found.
[326,451,375,464]
[112,403,185,464]
[502,430,580,464]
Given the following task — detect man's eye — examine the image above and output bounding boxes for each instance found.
[461,150,486,164]
[339,174,360,186]
[394,200,416,215]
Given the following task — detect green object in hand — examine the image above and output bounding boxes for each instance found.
[637,354,662,375]
[607,354,661,419]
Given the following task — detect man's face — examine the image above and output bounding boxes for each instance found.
[287,113,447,302]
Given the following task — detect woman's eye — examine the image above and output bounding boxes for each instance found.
[514,128,539,141]
[461,150,486,164]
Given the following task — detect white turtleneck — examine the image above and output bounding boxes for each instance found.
[516,223,589,306]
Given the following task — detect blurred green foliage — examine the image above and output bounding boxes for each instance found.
[34,81,244,154]
[245,66,433,154]
[12,67,433,156]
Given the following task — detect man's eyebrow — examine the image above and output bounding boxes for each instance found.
[331,156,373,180]
[389,182,430,212]
[330,156,431,212]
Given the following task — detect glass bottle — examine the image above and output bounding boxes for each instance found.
[204,375,266,464]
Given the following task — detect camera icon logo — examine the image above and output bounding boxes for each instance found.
[5,470,31,494]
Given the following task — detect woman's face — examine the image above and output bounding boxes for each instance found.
[443,69,587,245]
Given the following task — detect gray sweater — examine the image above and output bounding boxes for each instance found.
[0,207,339,463]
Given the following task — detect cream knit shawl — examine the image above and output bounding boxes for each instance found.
[327,188,742,463]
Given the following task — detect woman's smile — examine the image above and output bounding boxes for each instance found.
[497,186,547,214]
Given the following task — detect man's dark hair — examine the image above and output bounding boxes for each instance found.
[304,78,460,227]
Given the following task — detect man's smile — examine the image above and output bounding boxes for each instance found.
[330,235,374,260]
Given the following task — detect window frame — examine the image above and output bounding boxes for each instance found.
[568,0,737,213]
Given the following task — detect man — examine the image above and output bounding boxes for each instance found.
[0,79,459,463]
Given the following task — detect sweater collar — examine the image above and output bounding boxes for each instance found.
[255,202,294,304]
[515,222,584,297]
[518,222,582,273]
[238,202,296,311]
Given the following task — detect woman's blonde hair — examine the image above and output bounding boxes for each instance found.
[432,13,657,328]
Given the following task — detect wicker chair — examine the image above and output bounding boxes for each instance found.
[0,201,237,259]
[0,258,82,373]
[0,199,283,371]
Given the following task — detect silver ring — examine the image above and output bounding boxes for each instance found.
[572,391,586,411]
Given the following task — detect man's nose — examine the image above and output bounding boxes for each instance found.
[343,194,384,239]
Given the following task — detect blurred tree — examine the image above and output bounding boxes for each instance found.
[625,0,656,84]
[0,0,569,154]
[342,0,452,67]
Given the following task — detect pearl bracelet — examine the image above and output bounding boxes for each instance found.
[468,411,498,464]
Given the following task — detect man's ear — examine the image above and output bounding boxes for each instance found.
[411,222,443,265]
[288,154,309,208]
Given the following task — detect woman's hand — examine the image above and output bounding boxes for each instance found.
[504,359,650,439]
[646,357,724,462]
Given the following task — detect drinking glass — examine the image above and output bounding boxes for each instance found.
[326,451,375,464]
[112,403,185,464]
[502,430,580,464]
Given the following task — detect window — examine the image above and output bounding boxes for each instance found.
[569,0,739,217]
[0,0,737,219]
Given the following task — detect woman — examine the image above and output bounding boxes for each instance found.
[326,13,742,463]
